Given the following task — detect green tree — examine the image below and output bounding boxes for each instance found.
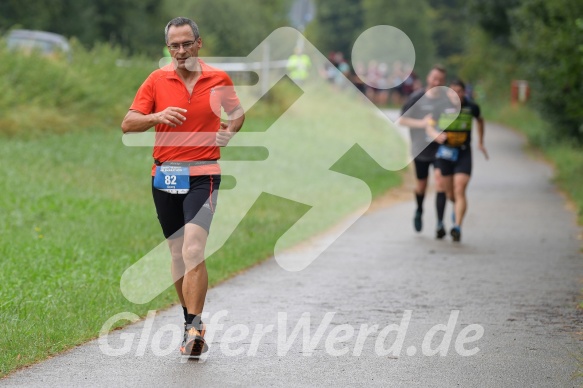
[0,0,59,33]
[427,0,468,64]
[511,0,583,140]
[362,0,435,74]
[306,0,364,58]
[0,0,169,55]
[164,0,293,57]
[469,0,521,46]
[578,18,583,64]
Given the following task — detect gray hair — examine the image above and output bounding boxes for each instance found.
[164,17,200,43]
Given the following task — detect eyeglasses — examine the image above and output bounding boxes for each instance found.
[167,41,196,51]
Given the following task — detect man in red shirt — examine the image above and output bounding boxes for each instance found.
[121,17,245,358]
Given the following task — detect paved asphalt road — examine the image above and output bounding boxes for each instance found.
[2,121,582,387]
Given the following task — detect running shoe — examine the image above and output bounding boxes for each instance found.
[180,322,208,358]
[414,210,422,232]
[450,226,461,242]
[436,224,446,239]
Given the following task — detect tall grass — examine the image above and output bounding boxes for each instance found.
[0,39,155,137]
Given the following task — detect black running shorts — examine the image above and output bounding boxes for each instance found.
[435,148,472,176]
[152,175,221,239]
[413,158,435,180]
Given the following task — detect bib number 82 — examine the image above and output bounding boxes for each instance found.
[165,175,177,185]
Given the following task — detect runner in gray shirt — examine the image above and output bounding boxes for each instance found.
[398,65,447,233]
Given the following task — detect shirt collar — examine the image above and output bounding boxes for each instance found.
[163,58,209,80]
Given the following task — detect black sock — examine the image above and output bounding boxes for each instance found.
[436,192,446,224]
[182,306,188,322]
[415,193,425,213]
[186,314,203,329]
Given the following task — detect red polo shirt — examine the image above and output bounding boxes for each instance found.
[129,59,241,176]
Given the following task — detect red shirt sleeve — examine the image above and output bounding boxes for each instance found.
[129,74,156,115]
[220,73,241,113]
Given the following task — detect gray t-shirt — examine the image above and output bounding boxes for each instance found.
[401,89,450,161]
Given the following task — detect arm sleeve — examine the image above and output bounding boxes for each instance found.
[220,73,241,113]
[129,75,155,115]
